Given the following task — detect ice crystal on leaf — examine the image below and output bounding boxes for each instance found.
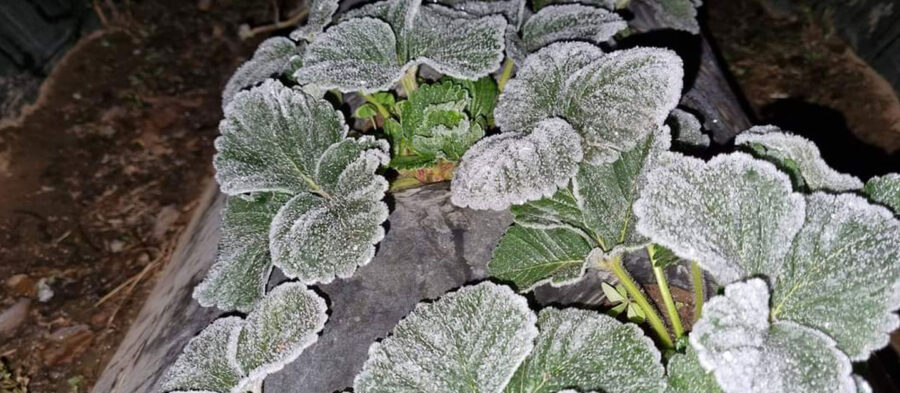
[194,193,291,313]
[234,283,328,385]
[215,80,347,196]
[163,317,244,393]
[495,42,683,164]
[735,126,863,192]
[506,308,667,393]
[771,193,900,360]
[691,279,855,393]
[432,0,527,27]
[668,108,709,149]
[163,283,327,393]
[863,173,900,215]
[354,282,538,393]
[451,118,583,210]
[488,225,594,291]
[289,0,339,42]
[215,80,390,285]
[666,347,722,393]
[520,4,626,52]
[297,0,507,93]
[633,153,806,284]
[221,38,304,109]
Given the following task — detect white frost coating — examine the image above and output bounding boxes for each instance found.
[289,0,339,41]
[214,79,347,195]
[234,283,328,384]
[506,308,667,393]
[669,108,709,148]
[666,347,723,393]
[854,375,873,393]
[162,317,244,393]
[633,153,806,284]
[520,4,627,52]
[735,126,863,192]
[298,0,507,93]
[772,192,900,360]
[451,118,583,210]
[222,37,302,109]
[691,279,856,393]
[353,282,539,393]
[432,0,527,28]
[296,18,402,93]
[864,173,900,215]
[193,194,290,313]
[496,43,683,164]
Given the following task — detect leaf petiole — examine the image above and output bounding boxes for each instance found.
[690,260,704,321]
[400,65,419,95]
[651,264,685,338]
[497,58,515,92]
[603,253,674,349]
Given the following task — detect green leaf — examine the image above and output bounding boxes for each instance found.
[194,193,291,313]
[354,103,378,119]
[354,282,539,393]
[505,308,666,393]
[602,282,626,303]
[574,126,671,251]
[214,79,347,196]
[637,0,701,34]
[669,108,709,149]
[410,118,485,161]
[690,279,855,393]
[634,153,806,284]
[863,173,900,215]
[609,302,628,316]
[511,187,586,232]
[298,0,507,93]
[627,303,646,323]
[496,42,683,164]
[290,0,339,42]
[647,243,679,269]
[488,225,594,291]
[222,37,304,108]
[445,76,499,126]
[371,92,396,108]
[162,317,244,393]
[451,118,583,210]
[735,126,863,192]
[771,193,900,360]
[520,4,627,52]
[666,347,723,393]
[269,141,390,284]
[235,283,328,385]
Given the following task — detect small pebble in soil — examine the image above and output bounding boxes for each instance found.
[37,278,54,302]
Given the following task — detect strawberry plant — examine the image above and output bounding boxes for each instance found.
[161,0,900,392]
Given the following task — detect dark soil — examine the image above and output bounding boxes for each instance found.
[706,0,900,179]
[0,1,300,391]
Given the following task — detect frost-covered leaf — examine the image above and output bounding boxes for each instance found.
[234,283,328,384]
[411,118,485,161]
[269,148,390,283]
[691,279,855,393]
[634,153,806,284]
[162,317,244,393]
[194,193,290,313]
[534,0,616,10]
[222,38,304,108]
[668,108,709,149]
[290,0,339,41]
[771,192,900,360]
[636,0,701,34]
[432,0,527,27]
[506,308,666,393]
[296,18,401,93]
[298,0,507,93]
[511,187,585,231]
[854,376,872,393]
[354,282,538,393]
[666,347,722,393]
[451,118,583,210]
[520,4,626,52]
[574,126,670,251]
[446,76,499,126]
[214,79,346,195]
[863,173,900,215]
[496,43,683,164]
[489,225,593,291]
[735,126,863,192]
